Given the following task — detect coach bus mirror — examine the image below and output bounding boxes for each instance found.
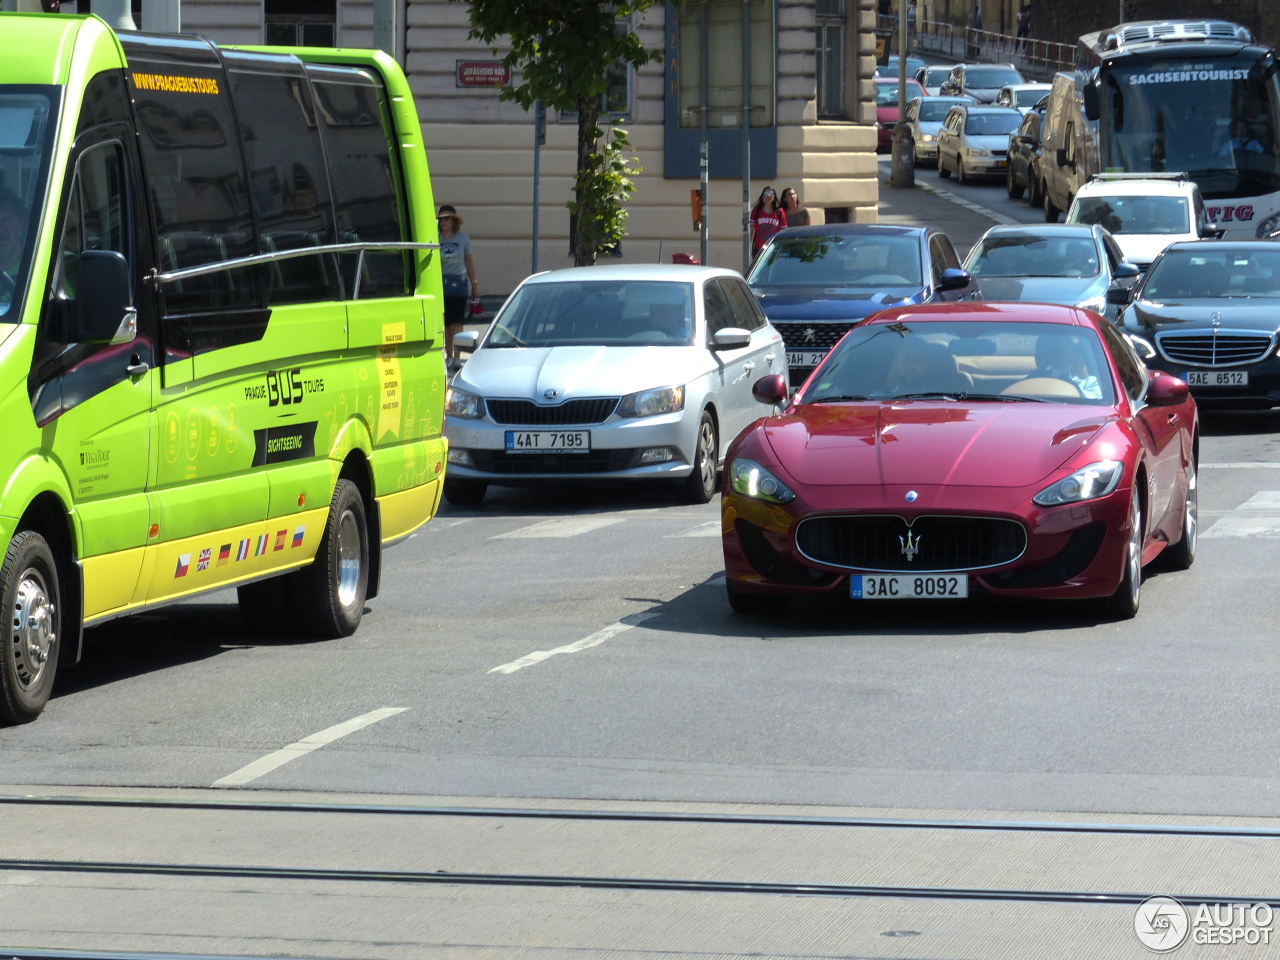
[752,374,788,406]
[1082,78,1100,122]
[74,250,135,345]
[452,330,480,353]
[938,267,973,291]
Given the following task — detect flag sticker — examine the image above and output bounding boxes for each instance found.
[274,529,287,551]
[196,548,212,572]
[174,554,190,578]
[236,539,250,561]
[291,526,305,549]
[217,544,231,566]
[255,534,268,557]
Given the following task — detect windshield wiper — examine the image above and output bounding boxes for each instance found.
[891,391,958,401]
[810,394,873,403]
[956,392,1049,402]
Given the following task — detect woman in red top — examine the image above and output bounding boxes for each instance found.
[749,186,785,260]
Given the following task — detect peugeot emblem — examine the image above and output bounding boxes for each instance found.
[905,490,919,502]
[543,389,559,400]
[803,327,816,344]
[899,531,921,561]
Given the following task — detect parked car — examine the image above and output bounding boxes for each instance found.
[874,77,928,151]
[444,265,786,505]
[940,62,1025,102]
[962,224,1141,322]
[1006,107,1045,205]
[900,95,975,166]
[936,104,1022,183]
[914,63,954,96]
[722,302,1198,620]
[994,82,1052,114]
[1065,173,1218,270]
[1113,240,1280,408]
[877,55,927,79]
[746,224,978,386]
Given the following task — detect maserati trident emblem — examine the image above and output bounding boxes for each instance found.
[899,531,921,561]
[543,389,559,400]
[803,327,817,344]
[905,490,919,502]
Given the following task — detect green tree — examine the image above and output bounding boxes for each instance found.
[458,0,662,266]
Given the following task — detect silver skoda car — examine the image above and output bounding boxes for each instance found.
[444,264,787,506]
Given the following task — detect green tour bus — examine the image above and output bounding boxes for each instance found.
[0,13,448,724]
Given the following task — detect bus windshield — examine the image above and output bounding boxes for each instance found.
[1098,58,1280,197]
[0,88,54,321]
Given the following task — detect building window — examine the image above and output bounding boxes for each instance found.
[560,18,635,121]
[676,0,776,130]
[816,0,844,119]
[264,0,336,47]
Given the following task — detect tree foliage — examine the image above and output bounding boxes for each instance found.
[458,0,663,266]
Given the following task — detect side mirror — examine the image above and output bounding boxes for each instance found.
[752,374,788,406]
[1106,285,1134,306]
[453,330,480,352]
[74,250,135,344]
[712,327,752,350]
[938,267,973,292]
[1113,261,1141,279]
[1146,371,1189,407]
[1082,75,1100,122]
[1055,147,1069,167]
[1199,222,1226,239]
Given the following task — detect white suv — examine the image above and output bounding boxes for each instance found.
[1065,174,1218,270]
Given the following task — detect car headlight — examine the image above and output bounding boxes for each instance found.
[965,147,990,157]
[1256,212,1280,239]
[618,385,685,418]
[445,387,484,419]
[1075,295,1106,315]
[1032,460,1124,507]
[730,458,796,504]
[921,133,936,142]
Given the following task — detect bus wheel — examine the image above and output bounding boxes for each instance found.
[1043,190,1060,222]
[289,479,369,639]
[0,531,61,725]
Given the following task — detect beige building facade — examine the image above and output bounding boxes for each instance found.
[60,0,882,296]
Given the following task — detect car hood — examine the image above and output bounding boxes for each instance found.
[457,345,708,400]
[975,275,1101,304]
[916,121,944,135]
[755,288,921,321]
[1110,233,1185,267]
[1128,299,1280,332]
[965,87,1001,102]
[965,133,1011,150]
[877,105,902,123]
[763,402,1113,488]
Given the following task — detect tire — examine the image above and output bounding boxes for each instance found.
[681,410,719,504]
[286,479,370,639]
[1043,188,1060,223]
[1029,174,1043,208]
[1095,494,1143,620]
[1006,163,1025,199]
[956,159,968,184]
[1161,454,1198,571]
[443,478,488,507]
[726,582,790,617]
[938,155,951,179]
[0,531,61,725]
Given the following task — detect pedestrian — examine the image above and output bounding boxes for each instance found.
[748,187,785,260]
[437,204,477,369]
[907,0,917,45]
[1016,4,1030,51]
[779,188,811,228]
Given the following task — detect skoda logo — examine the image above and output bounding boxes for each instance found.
[543,389,559,400]
[905,490,919,502]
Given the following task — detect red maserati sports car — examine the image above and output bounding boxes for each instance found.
[722,302,1198,619]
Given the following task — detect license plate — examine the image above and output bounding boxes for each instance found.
[995,160,1006,167]
[1185,370,1248,387]
[850,574,968,599]
[785,350,827,368]
[504,430,590,453]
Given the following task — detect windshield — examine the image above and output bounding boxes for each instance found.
[487,279,695,347]
[0,88,55,322]
[803,320,1116,405]
[1069,195,1190,235]
[924,66,952,84]
[1142,247,1280,298]
[967,234,1101,278]
[875,82,922,107]
[1014,87,1047,106]
[919,100,961,122]
[1099,57,1280,197]
[749,233,923,288]
[966,66,1023,88]
[965,112,1021,136]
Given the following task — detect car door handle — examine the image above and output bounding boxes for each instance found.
[742,361,755,372]
[126,354,150,377]
[764,354,776,367]
[1167,413,1178,424]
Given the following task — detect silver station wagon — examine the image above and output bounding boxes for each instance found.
[444,264,786,505]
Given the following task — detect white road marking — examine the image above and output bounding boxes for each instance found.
[488,613,660,675]
[666,520,722,538]
[492,516,625,539]
[1201,462,1280,469]
[916,180,1019,225]
[1202,491,1280,538]
[1238,491,1280,510]
[211,707,408,788]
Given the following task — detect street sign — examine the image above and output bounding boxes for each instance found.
[456,61,510,88]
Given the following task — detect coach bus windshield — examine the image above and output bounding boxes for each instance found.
[1098,58,1280,197]
[0,89,54,321]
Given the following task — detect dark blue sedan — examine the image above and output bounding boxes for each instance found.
[746,224,980,385]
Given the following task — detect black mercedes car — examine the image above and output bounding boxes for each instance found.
[747,224,980,386]
[1113,241,1280,408]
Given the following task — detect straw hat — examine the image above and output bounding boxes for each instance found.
[437,204,463,227]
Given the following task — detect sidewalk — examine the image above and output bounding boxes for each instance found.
[876,156,1009,254]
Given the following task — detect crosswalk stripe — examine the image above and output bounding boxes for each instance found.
[491,516,625,539]
[1203,490,1280,538]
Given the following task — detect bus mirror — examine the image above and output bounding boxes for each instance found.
[74,250,135,344]
[1082,78,1100,122]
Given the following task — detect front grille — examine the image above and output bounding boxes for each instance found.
[468,448,637,475]
[774,322,856,354]
[992,149,1007,157]
[486,398,618,425]
[1156,331,1275,367]
[795,514,1027,572]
